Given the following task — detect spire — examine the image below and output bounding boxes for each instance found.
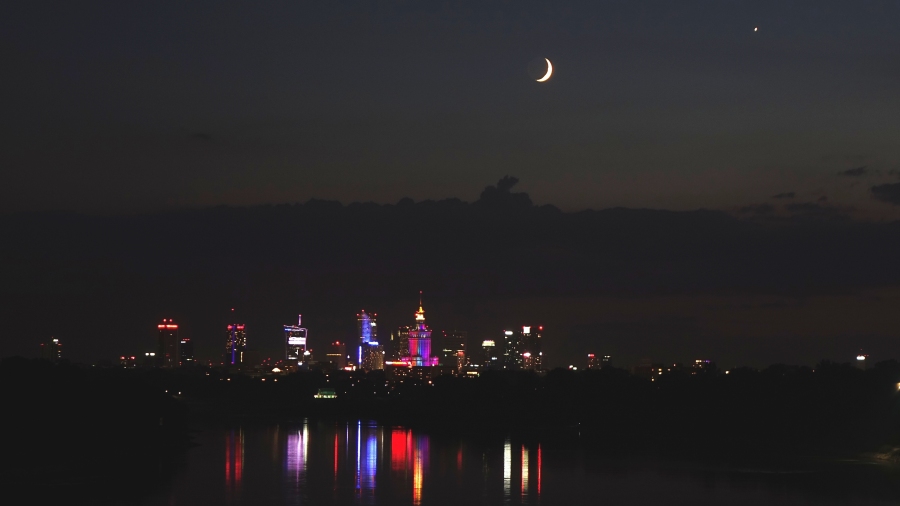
[415,291,425,324]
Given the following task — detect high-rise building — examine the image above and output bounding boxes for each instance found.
[587,353,599,370]
[405,292,438,367]
[284,315,308,365]
[361,343,384,371]
[502,326,543,371]
[357,310,383,370]
[522,325,542,371]
[180,338,194,366]
[391,326,411,360]
[40,337,62,362]
[225,323,247,365]
[157,319,180,368]
[440,330,467,369]
[482,339,501,369]
[325,341,347,369]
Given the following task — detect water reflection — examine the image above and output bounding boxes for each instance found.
[223,422,543,505]
[224,428,243,503]
[152,422,900,506]
[285,423,308,482]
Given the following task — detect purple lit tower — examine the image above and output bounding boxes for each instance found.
[405,291,438,367]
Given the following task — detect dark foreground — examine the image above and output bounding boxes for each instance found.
[5,358,900,503]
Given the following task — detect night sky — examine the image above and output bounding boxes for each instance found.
[3,1,900,367]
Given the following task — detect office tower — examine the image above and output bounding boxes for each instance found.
[361,343,384,371]
[856,352,868,370]
[502,326,543,371]
[521,326,542,371]
[284,315,308,364]
[225,323,247,365]
[587,354,599,370]
[325,341,347,369]
[502,330,521,369]
[40,337,62,362]
[602,355,612,369]
[482,339,501,369]
[179,337,194,366]
[391,326,411,360]
[357,310,382,370]
[440,330,467,369]
[358,310,378,345]
[157,319,180,368]
[406,292,438,367]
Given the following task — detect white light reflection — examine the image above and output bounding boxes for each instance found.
[503,439,512,500]
[521,445,529,499]
[285,422,309,490]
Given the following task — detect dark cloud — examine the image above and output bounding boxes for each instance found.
[475,176,533,210]
[772,192,796,199]
[738,204,775,218]
[784,202,850,222]
[871,183,900,205]
[839,166,868,177]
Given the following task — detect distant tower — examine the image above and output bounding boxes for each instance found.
[326,341,347,369]
[179,337,194,366]
[587,354,599,370]
[521,326,542,371]
[225,323,247,365]
[40,337,62,363]
[482,339,500,369]
[284,315,308,364]
[357,310,383,370]
[406,291,437,367]
[391,326,411,360]
[502,326,542,371]
[440,330,468,370]
[856,351,868,370]
[157,319,180,368]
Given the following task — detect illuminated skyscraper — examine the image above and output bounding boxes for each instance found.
[391,326,411,360]
[357,310,383,370]
[226,323,247,365]
[361,343,384,371]
[180,338,194,366]
[502,326,543,371]
[284,315,308,364]
[40,337,62,363]
[587,354,599,370]
[157,319,180,368]
[440,330,467,369]
[482,339,501,369]
[521,326,542,371]
[405,292,438,367]
[325,341,347,369]
[502,330,520,370]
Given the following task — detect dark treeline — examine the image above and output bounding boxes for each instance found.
[1,358,189,501]
[18,358,900,462]
[4,177,900,363]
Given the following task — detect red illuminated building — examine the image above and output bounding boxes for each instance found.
[157,319,179,368]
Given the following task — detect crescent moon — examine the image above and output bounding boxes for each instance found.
[536,58,553,82]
